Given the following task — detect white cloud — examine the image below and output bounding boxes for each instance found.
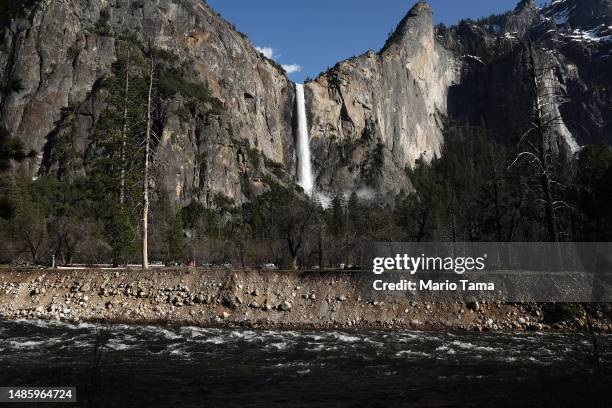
[255,46,276,59]
[282,64,302,74]
[256,45,302,75]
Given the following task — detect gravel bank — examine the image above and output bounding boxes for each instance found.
[1,268,610,332]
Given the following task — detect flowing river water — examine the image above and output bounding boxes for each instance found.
[1,319,611,407]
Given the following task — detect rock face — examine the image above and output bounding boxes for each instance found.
[306,2,460,198]
[0,0,295,205]
[442,0,612,150]
[543,0,612,28]
[504,0,539,35]
[1,0,611,204]
[303,0,612,198]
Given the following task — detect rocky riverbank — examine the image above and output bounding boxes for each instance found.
[0,268,610,332]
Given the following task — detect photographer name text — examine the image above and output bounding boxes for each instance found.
[373,279,495,292]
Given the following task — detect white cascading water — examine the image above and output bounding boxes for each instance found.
[295,83,314,196]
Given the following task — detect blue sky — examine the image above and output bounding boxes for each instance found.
[207,0,546,83]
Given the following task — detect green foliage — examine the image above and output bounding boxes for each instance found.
[94,8,111,36]
[256,53,286,77]
[263,157,287,180]
[85,41,151,219]
[395,121,612,243]
[327,194,345,236]
[213,193,235,212]
[0,78,24,96]
[8,178,48,263]
[166,212,186,263]
[347,192,360,223]
[151,193,186,264]
[458,12,510,30]
[42,116,80,179]
[576,145,612,240]
[21,35,146,262]
[0,0,40,27]
[102,204,137,265]
[244,146,261,168]
[0,127,27,171]
[246,181,297,240]
[449,15,516,63]
[180,200,207,230]
[130,0,145,11]
[158,67,224,113]
[542,304,583,324]
[396,125,523,242]
[395,162,440,242]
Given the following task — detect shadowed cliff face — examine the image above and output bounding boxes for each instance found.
[543,0,612,28]
[304,0,612,199]
[443,0,612,150]
[0,0,611,205]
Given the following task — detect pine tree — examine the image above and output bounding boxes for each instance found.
[329,194,345,236]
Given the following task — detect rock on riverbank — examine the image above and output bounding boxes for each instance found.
[0,269,610,332]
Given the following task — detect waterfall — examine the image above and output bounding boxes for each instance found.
[295,83,314,196]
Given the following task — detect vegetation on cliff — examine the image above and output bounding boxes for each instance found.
[0,0,40,27]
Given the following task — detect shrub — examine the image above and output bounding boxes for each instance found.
[0,0,40,27]
[158,67,224,113]
[542,303,583,324]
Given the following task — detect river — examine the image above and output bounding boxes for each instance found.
[1,319,610,407]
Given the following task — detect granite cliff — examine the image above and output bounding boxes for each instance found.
[0,0,295,206]
[305,0,612,199]
[1,0,611,206]
[306,2,460,199]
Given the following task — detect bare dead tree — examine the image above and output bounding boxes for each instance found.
[142,57,155,269]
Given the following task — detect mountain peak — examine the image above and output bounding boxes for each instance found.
[395,1,433,32]
[400,1,433,25]
[382,1,433,52]
[409,1,433,15]
[515,0,536,12]
[502,0,539,34]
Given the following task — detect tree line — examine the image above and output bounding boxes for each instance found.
[0,40,611,269]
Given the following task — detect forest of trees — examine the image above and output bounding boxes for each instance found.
[0,40,611,270]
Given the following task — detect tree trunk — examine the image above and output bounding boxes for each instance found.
[119,48,130,207]
[29,245,38,265]
[142,58,154,270]
[416,207,429,243]
[490,149,503,241]
[541,171,558,242]
[318,231,324,269]
[287,236,299,270]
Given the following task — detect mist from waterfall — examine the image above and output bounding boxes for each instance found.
[295,83,314,196]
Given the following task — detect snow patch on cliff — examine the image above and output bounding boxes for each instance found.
[563,26,612,43]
